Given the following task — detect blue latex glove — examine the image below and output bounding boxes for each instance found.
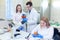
[32,34,43,39]
[16,26,24,31]
[21,18,27,24]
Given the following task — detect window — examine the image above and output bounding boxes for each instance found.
[5,0,13,20]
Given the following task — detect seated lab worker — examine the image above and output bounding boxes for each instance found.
[26,1,39,33]
[13,4,27,31]
[0,21,11,34]
[29,17,54,40]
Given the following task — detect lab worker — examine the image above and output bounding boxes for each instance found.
[13,4,27,31]
[0,21,11,34]
[26,1,39,33]
[29,17,54,40]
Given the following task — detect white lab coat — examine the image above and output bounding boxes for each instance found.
[29,24,54,40]
[12,11,26,31]
[26,8,39,33]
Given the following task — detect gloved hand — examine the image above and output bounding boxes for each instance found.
[32,34,43,39]
[21,14,27,24]
[16,26,24,31]
[21,18,27,24]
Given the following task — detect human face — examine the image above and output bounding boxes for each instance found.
[26,5,32,10]
[40,20,46,27]
[17,6,22,12]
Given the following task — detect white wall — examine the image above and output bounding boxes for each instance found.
[0,0,5,19]
[50,0,60,23]
[51,7,60,23]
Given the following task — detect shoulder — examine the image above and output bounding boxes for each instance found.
[32,8,39,15]
[49,26,54,29]
[32,8,36,11]
[48,26,54,31]
[32,8,37,13]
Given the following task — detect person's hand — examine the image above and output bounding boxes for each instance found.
[21,18,27,24]
[7,28,11,32]
[32,32,43,39]
[16,26,24,31]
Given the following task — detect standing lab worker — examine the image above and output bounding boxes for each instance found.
[13,4,27,31]
[26,1,39,33]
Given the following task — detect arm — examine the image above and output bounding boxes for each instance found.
[29,25,39,36]
[27,12,39,25]
[29,26,38,40]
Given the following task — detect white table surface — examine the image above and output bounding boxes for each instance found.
[0,31,29,40]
